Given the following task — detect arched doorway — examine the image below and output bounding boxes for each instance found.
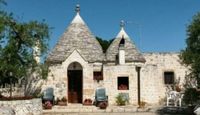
[67,62,83,103]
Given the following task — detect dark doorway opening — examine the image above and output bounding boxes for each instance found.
[67,62,83,103]
[68,70,82,103]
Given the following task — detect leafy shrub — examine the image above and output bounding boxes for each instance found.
[61,97,67,102]
[55,97,67,106]
[183,88,200,106]
[32,88,43,98]
[115,93,129,106]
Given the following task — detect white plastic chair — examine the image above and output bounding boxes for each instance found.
[166,91,183,106]
[178,93,184,107]
[166,91,176,106]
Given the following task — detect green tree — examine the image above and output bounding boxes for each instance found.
[96,37,113,53]
[0,1,50,96]
[180,12,200,88]
[183,88,200,106]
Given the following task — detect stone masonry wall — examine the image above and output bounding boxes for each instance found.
[43,50,95,101]
[103,64,138,105]
[141,52,189,105]
[0,98,42,115]
[43,51,189,106]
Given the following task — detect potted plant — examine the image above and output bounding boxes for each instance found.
[43,101,52,109]
[55,97,60,105]
[115,93,128,106]
[83,98,93,105]
[99,101,108,109]
[57,97,67,106]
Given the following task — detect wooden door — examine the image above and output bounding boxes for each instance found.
[68,70,82,103]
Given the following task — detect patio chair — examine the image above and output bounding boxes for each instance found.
[166,90,183,106]
[94,87,108,106]
[178,93,184,107]
[42,87,55,105]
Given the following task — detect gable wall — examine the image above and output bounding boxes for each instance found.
[43,50,95,100]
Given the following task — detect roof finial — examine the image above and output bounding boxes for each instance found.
[120,20,125,28]
[75,4,80,13]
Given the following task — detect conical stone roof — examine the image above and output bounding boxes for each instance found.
[106,22,145,63]
[47,6,104,63]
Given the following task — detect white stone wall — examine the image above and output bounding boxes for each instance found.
[103,64,138,105]
[43,51,189,106]
[43,49,141,105]
[141,52,189,105]
[0,98,42,115]
[44,64,67,99]
[43,50,95,101]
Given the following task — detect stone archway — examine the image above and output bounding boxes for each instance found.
[67,62,83,103]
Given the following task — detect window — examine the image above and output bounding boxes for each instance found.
[118,77,129,90]
[93,71,103,81]
[164,72,174,84]
[119,37,125,47]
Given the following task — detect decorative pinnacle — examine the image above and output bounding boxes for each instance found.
[75,4,80,13]
[120,20,125,28]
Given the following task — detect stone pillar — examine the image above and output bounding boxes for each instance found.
[136,66,141,105]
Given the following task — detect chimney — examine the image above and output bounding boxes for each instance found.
[118,36,125,64]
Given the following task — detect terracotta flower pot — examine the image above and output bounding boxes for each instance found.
[58,101,67,106]
[83,99,93,106]
[43,101,53,109]
[99,102,108,109]
[44,106,52,109]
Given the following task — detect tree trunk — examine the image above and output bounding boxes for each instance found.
[10,78,12,97]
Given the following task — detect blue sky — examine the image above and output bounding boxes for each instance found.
[2,0,200,52]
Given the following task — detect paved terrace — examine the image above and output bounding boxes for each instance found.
[43,104,158,115]
[43,104,193,115]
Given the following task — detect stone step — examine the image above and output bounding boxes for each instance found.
[43,112,157,115]
[43,105,152,114]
